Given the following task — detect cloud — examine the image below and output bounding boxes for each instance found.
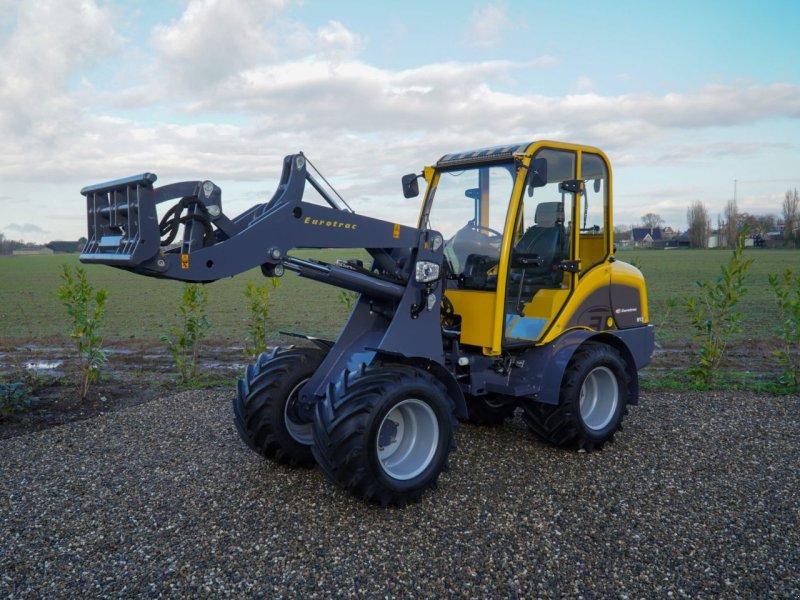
[151,0,287,88]
[468,1,520,47]
[4,223,47,234]
[575,76,594,93]
[315,20,366,61]
[0,1,120,159]
[657,141,793,163]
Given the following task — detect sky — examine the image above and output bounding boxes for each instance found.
[0,0,798,243]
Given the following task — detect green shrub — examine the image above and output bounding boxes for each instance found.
[768,268,800,388]
[244,277,281,361]
[56,265,108,401]
[161,283,211,384]
[683,232,753,386]
[0,377,37,418]
[654,296,677,345]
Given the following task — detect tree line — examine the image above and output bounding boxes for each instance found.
[686,188,799,249]
[0,233,24,255]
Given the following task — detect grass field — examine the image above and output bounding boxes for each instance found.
[0,248,797,345]
[616,248,797,343]
[0,251,359,343]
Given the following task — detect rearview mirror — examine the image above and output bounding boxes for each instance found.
[401,173,420,198]
[527,157,548,189]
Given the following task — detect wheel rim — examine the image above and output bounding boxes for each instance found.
[284,379,313,445]
[579,366,619,431]
[376,399,439,481]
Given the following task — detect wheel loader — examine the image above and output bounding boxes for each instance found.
[80,140,654,505]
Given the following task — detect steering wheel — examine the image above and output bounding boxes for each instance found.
[444,221,502,276]
[468,222,503,240]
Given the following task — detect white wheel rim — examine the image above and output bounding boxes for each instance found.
[376,399,439,481]
[284,379,313,445]
[579,366,619,431]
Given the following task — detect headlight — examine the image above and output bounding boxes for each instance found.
[415,261,440,283]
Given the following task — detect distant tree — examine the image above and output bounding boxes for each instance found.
[716,214,726,248]
[783,188,799,244]
[724,199,738,249]
[686,201,709,248]
[613,224,631,241]
[739,212,758,232]
[756,214,776,233]
[0,233,23,255]
[641,213,665,229]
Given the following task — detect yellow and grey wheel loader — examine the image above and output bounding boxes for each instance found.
[80,140,653,506]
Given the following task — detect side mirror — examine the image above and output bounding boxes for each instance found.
[401,173,420,198]
[527,157,548,189]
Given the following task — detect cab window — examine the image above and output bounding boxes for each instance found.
[425,163,515,290]
[579,153,609,271]
[506,148,575,313]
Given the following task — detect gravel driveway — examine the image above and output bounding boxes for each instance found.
[2,390,798,597]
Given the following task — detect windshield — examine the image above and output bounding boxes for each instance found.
[423,163,516,289]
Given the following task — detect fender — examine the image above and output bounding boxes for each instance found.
[524,325,654,406]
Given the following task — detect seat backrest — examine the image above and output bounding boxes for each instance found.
[533,201,563,228]
[515,202,564,262]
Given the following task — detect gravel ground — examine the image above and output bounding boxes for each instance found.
[1,390,798,598]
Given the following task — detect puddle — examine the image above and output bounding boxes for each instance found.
[25,360,64,371]
[204,361,245,371]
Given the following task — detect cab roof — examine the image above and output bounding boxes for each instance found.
[436,142,531,168]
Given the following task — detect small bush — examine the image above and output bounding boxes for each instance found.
[0,377,38,418]
[244,277,281,361]
[768,268,800,388]
[161,283,211,384]
[56,265,108,401]
[683,231,753,386]
[654,296,677,345]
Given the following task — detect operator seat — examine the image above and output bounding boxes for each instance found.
[508,201,565,306]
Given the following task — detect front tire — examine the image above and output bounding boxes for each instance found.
[233,347,325,467]
[312,365,457,506]
[522,344,630,451]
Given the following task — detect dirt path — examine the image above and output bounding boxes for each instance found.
[0,336,788,440]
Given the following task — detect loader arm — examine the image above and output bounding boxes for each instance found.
[80,152,456,407]
[80,153,427,288]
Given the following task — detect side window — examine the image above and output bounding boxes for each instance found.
[516,149,575,245]
[506,149,575,313]
[580,153,607,234]
[579,153,609,269]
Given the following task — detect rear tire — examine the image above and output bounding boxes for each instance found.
[465,395,515,426]
[522,344,630,451]
[233,347,325,467]
[312,365,457,506]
